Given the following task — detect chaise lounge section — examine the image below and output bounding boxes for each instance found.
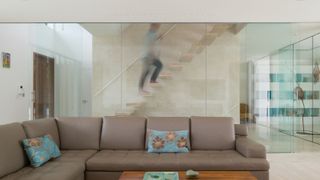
[0,116,269,180]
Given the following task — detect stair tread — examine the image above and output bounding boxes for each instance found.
[169,63,183,67]
[141,93,154,97]
[179,53,194,62]
[159,72,173,77]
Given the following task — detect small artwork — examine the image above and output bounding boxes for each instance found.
[2,52,11,68]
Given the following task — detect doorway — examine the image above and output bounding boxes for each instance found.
[33,53,55,119]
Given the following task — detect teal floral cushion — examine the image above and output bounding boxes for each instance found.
[22,135,61,167]
[147,130,189,153]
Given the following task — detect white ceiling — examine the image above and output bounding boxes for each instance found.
[0,0,320,22]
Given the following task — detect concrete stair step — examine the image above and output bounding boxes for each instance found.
[179,53,194,62]
[139,92,154,97]
[199,37,215,46]
[149,82,162,88]
[159,72,173,79]
[189,43,205,54]
[199,32,220,45]
[168,63,183,71]
[210,24,232,33]
[126,102,143,107]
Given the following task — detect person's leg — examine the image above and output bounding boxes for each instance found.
[139,63,150,91]
[150,59,163,82]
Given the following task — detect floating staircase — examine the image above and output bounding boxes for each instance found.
[89,23,246,116]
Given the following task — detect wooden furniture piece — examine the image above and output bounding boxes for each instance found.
[119,171,257,180]
[240,103,253,122]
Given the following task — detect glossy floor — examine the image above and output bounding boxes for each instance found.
[248,124,320,180]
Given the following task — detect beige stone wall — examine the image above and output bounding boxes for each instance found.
[92,24,241,123]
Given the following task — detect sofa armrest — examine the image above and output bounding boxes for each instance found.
[236,137,266,159]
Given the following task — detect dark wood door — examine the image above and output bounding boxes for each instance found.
[33,53,54,119]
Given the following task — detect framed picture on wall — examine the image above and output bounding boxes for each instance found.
[2,52,11,68]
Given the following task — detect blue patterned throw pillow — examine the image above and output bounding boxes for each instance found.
[147,130,189,153]
[22,135,61,167]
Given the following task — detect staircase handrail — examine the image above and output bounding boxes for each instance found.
[94,24,177,97]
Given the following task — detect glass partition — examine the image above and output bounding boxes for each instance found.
[91,24,122,116]
[294,38,313,141]
[313,34,320,144]
[91,23,243,121]
[276,45,294,137]
[253,46,295,152]
[252,32,320,151]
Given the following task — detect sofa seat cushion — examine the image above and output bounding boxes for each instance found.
[0,161,83,180]
[87,150,180,171]
[177,150,269,171]
[56,150,97,169]
[86,150,269,171]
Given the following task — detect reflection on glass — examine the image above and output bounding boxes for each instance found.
[312,34,320,144]
[253,32,320,151]
[294,38,313,141]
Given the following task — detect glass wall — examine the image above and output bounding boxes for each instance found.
[253,33,320,150]
[30,23,92,118]
[314,34,320,144]
[90,23,242,121]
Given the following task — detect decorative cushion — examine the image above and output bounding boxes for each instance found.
[146,117,191,149]
[22,135,61,167]
[147,130,189,153]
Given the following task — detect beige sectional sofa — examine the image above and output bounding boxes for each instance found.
[0,116,269,180]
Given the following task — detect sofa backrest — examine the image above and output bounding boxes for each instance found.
[100,116,146,150]
[146,117,190,149]
[234,124,248,136]
[22,118,60,147]
[0,123,27,178]
[190,116,235,150]
[56,117,102,150]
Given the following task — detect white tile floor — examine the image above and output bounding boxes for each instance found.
[248,124,320,180]
[268,152,320,180]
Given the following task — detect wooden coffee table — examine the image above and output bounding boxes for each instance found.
[119,171,257,180]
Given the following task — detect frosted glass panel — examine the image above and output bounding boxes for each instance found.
[55,56,81,116]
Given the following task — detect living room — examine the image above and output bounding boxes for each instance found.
[1,1,320,180]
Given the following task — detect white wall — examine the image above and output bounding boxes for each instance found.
[0,24,32,124]
[0,24,92,124]
[1,0,320,22]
